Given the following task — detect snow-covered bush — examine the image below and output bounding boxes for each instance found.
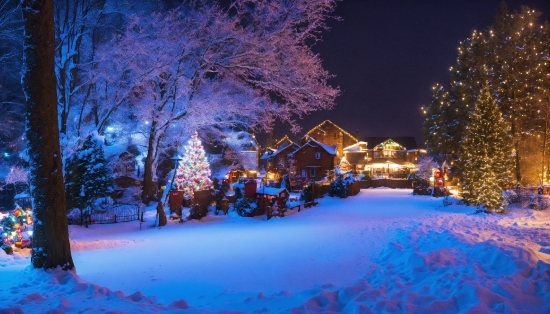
[328,176,348,198]
[234,198,254,217]
[328,169,355,198]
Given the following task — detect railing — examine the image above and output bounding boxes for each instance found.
[68,203,141,226]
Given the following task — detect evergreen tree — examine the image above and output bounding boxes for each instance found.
[422,84,457,163]
[175,132,213,199]
[65,133,114,210]
[458,85,514,213]
[448,3,550,183]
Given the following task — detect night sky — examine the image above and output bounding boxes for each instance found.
[262,0,550,148]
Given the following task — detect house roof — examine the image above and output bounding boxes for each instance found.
[343,152,368,165]
[343,141,369,153]
[362,137,418,150]
[256,187,289,196]
[275,135,294,148]
[291,137,337,156]
[260,142,299,160]
[303,120,359,142]
[260,148,277,160]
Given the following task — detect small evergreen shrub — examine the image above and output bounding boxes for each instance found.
[188,203,207,220]
[235,198,254,217]
[328,177,348,198]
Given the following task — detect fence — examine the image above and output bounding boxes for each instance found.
[68,203,141,225]
[359,179,413,189]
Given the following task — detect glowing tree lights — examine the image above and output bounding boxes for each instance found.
[458,85,514,213]
[175,132,212,199]
[423,3,549,185]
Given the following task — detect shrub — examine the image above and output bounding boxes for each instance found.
[328,176,348,198]
[188,203,208,220]
[1,244,13,255]
[235,198,254,217]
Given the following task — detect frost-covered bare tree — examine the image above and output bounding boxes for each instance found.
[0,0,25,152]
[54,0,110,136]
[95,0,341,203]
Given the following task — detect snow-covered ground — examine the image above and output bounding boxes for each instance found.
[1,188,549,313]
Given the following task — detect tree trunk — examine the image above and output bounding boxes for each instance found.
[21,0,74,270]
[141,123,158,204]
[156,201,167,227]
[511,119,522,183]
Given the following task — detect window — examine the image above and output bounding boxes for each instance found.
[301,170,307,178]
[310,168,316,178]
[315,152,321,159]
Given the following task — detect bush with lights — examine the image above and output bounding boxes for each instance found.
[1,206,33,254]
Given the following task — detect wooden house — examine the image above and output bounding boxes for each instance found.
[342,137,424,178]
[259,135,300,175]
[302,120,359,157]
[290,138,338,181]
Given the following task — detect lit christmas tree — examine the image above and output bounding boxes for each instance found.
[176,132,213,199]
[458,84,513,213]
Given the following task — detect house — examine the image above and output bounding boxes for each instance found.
[289,137,338,182]
[302,120,359,157]
[259,135,300,176]
[342,137,424,178]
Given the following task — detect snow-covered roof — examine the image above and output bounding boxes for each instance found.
[260,148,277,160]
[255,187,288,196]
[343,141,369,153]
[293,137,337,156]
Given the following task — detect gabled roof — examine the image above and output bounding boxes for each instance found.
[362,137,418,150]
[260,148,277,160]
[303,120,359,142]
[261,142,300,160]
[291,137,337,156]
[275,135,294,148]
[343,141,369,153]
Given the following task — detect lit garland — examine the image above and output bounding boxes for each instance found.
[304,120,359,142]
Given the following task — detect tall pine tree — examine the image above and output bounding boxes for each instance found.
[459,85,514,213]
[175,132,212,200]
[422,84,455,160]
[449,3,550,183]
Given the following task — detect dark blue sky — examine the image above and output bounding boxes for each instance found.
[263,0,550,148]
